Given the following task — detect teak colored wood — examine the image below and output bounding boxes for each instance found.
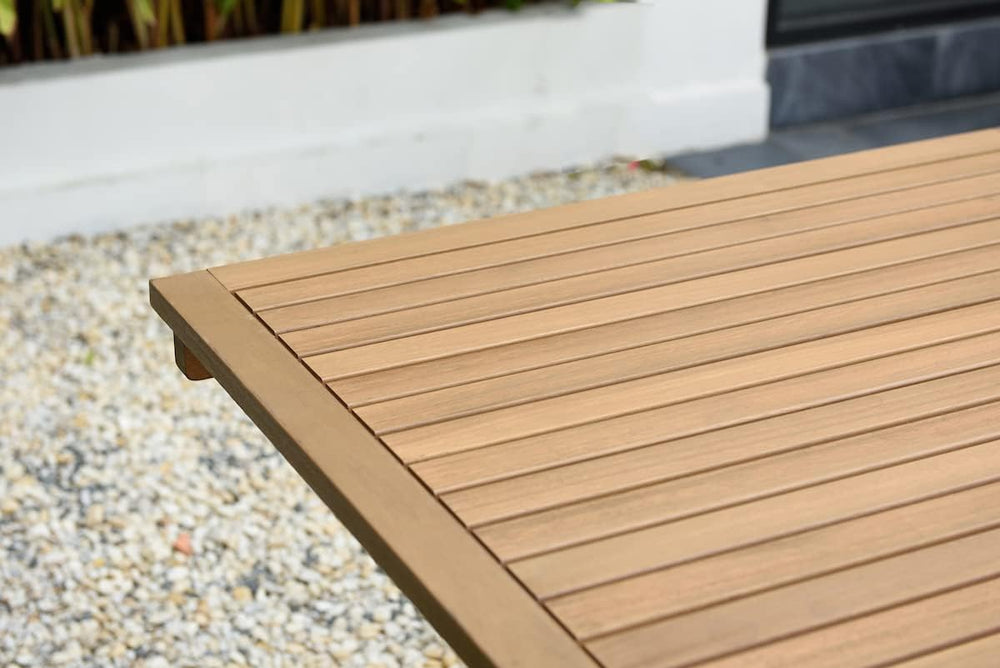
[151,130,1000,668]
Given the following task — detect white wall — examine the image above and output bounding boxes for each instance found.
[0,0,769,245]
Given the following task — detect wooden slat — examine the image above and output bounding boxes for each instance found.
[605,572,1000,668]
[159,133,1000,668]
[408,333,1000,485]
[210,129,1000,291]
[509,440,1000,598]
[892,632,1000,668]
[303,225,1000,377]
[241,170,1000,313]
[358,272,1000,431]
[278,211,1000,353]
[381,303,1000,459]
[586,527,1000,668]
[148,271,597,668]
[415,364,1000,493]
[549,481,1000,639]
[327,245,1000,401]
[443,392,1000,538]
[475,402,1000,558]
[252,177,1000,330]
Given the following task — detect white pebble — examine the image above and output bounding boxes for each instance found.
[0,161,680,666]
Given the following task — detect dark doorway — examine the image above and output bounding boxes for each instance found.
[768,0,1000,45]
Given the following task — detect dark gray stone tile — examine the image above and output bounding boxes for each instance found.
[769,36,937,127]
[668,140,799,178]
[768,17,1000,128]
[667,93,1000,179]
[770,125,877,160]
[849,98,1000,146]
[934,22,1000,99]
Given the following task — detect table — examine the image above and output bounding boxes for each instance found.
[151,130,1000,668]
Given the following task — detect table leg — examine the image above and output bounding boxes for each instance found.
[173,334,212,381]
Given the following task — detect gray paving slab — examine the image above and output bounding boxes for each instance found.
[667,94,1000,178]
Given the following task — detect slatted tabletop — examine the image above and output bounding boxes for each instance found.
[151,130,1000,668]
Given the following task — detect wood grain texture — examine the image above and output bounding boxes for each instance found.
[549,481,1000,639]
[149,271,597,668]
[303,227,1000,377]
[158,132,1000,668]
[281,216,1000,355]
[382,306,1000,460]
[891,631,1000,668]
[586,526,1000,668]
[211,129,1000,291]
[478,402,1000,561]
[241,170,1000,313]
[253,179,1000,332]
[325,245,1000,398]
[415,364,1000,493]
[685,577,1000,668]
[509,440,1000,597]
[410,334,1000,494]
[448,400,1000,530]
[358,272,1000,431]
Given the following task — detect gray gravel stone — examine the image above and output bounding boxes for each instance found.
[0,162,681,666]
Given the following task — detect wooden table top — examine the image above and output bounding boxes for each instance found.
[151,130,1000,668]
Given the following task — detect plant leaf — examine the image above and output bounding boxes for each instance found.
[132,0,156,26]
[0,0,17,37]
[215,0,237,17]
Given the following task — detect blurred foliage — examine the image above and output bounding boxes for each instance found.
[0,0,564,65]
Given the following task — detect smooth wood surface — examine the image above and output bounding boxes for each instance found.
[211,129,1000,291]
[416,365,1000,492]
[154,131,1000,668]
[243,171,1000,314]
[150,271,597,668]
[399,336,1000,496]
[255,185,1000,332]
[281,218,1000,355]
[350,271,1000,426]
[391,329,1000,463]
[549,481,1000,639]
[509,440,1000,597]
[327,246,1000,398]
[303,224,999,376]
[452,401,1000,529]
[674,575,1000,668]
[586,526,1000,668]
[484,403,1000,564]
[891,630,1000,668]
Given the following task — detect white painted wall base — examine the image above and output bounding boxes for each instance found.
[0,0,768,245]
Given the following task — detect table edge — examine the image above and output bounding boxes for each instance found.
[149,269,598,668]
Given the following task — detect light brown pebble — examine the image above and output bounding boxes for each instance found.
[232,586,253,603]
[85,504,105,526]
[423,644,444,659]
[359,622,381,639]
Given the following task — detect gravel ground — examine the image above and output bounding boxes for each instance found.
[0,163,681,667]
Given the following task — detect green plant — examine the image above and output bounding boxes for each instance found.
[0,0,16,39]
[0,0,573,65]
